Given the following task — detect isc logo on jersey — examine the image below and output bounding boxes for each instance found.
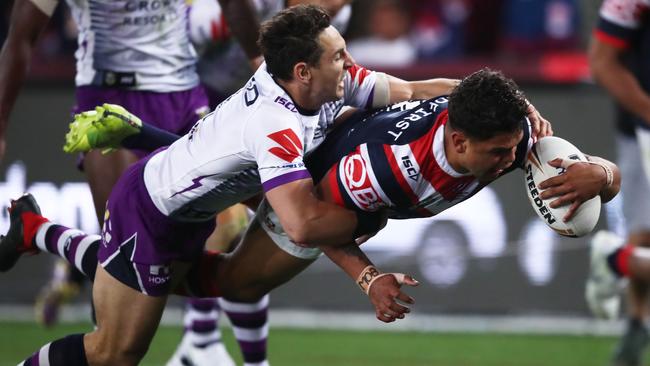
[340,150,383,211]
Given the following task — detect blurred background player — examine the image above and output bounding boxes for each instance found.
[0,0,262,365]
[587,0,650,365]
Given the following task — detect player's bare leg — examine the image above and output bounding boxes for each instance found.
[168,205,250,366]
[589,231,650,366]
[217,217,316,302]
[83,265,168,365]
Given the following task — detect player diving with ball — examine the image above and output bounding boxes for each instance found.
[0,69,619,364]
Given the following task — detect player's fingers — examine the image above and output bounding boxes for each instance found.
[538,174,565,190]
[401,275,419,287]
[563,201,582,222]
[389,302,410,315]
[396,291,415,305]
[376,310,396,323]
[539,183,572,200]
[549,192,577,209]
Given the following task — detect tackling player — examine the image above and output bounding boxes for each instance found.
[0,5,465,365]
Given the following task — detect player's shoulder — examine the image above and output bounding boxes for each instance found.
[599,0,650,28]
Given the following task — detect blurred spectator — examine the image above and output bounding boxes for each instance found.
[410,0,469,60]
[347,0,417,67]
[464,0,504,55]
[501,0,580,55]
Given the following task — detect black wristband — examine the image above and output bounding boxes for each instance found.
[353,211,383,239]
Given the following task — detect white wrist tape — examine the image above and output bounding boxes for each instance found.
[356,265,406,295]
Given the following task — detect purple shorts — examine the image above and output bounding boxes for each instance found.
[73,85,209,159]
[96,154,216,296]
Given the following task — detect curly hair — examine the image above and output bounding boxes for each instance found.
[448,69,528,140]
[258,5,331,81]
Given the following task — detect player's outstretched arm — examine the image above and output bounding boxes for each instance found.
[385,75,459,103]
[320,244,418,323]
[538,156,620,221]
[0,0,54,160]
[383,75,552,139]
[590,33,650,126]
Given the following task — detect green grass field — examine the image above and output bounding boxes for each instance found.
[0,321,635,366]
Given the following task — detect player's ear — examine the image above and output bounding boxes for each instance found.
[450,130,467,153]
[294,62,311,84]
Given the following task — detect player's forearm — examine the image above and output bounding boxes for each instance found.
[321,243,374,282]
[388,76,459,104]
[590,45,650,124]
[0,42,31,133]
[217,0,262,61]
[0,0,51,135]
[587,155,621,203]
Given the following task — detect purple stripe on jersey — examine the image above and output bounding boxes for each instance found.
[28,350,39,366]
[365,87,375,109]
[262,170,311,192]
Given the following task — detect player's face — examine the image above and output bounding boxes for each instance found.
[463,129,523,182]
[310,26,354,102]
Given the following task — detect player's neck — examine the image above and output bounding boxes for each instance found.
[275,78,321,113]
[444,127,469,174]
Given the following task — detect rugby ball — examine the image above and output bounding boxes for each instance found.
[524,136,601,237]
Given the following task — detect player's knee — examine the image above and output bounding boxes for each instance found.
[221,283,268,302]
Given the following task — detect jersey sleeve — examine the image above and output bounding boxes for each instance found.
[594,0,650,49]
[243,105,311,192]
[343,64,389,109]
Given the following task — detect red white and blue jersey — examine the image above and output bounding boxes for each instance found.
[594,0,650,50]
[305,98,533,219]
[595,0,650,133]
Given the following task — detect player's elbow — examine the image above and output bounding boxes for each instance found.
[283,221,316,246]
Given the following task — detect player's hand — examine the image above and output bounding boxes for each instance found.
[538,158,605,221]
[526,103,553,140]
[368,273,419,323]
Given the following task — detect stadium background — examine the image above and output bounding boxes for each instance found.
[0,0,634,365]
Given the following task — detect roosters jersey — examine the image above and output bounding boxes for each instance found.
[305,98,534,219]
[143,63,380,221]
[59,0,199,91]
[595,0,650,134]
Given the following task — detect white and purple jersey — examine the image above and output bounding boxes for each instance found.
[190,0,352,95]
[143,63,383,222]
[60,0,198,91]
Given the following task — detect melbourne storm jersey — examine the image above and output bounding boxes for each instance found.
[305,97,534,219]
[143,63,382,221]
[61,0,199,91]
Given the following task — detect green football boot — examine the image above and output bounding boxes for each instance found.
[63,103,142,154]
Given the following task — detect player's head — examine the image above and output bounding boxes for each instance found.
[447,68,528,181]
[259,5,354,102]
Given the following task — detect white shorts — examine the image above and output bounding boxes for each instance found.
[255,200,323,260]
[617,131,650,233]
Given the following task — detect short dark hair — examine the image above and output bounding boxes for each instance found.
[258,5,331,81]
[448,69,528,140]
